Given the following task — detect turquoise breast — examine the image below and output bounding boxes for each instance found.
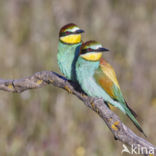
[57,41,81,80]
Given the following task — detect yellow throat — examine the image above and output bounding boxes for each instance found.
[81,52,102,61]
[60,34,81,44]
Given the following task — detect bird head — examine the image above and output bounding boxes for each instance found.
[59,23,84,44]
[80,40,109,61]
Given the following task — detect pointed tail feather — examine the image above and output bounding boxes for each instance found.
[125,100,137,118]
[106,99,146,136]
[125,107,146,137]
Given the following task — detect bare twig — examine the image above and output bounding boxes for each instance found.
[0,71,155,155]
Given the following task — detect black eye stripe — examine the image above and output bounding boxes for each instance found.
[60,31,78,37]
[81,48,102,54]
[81,49,91,54]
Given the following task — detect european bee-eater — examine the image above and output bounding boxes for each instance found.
[76,40,145,135]
[57,23,84,80]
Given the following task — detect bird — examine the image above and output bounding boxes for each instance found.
[57,23,84,81]
[76,40,145,135]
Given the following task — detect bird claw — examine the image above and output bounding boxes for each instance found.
[65,85,72,94]
[90,101,99,114]
[91,101,95,109]
[81,93,87,98]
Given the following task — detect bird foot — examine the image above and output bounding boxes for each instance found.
[91,101,95,109]
[90,101,99,114]
[81,93,87,98]
[64,85,72,94]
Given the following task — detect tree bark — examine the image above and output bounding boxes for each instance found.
[0,71,155,156]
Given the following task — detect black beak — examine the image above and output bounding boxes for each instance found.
[98,47,109,52]
[76,29,85,34]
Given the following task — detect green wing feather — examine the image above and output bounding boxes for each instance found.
[94,58,145,136]
[94,59,125,104]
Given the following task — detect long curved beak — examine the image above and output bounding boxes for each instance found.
[76,29,85,34]
[98,47,109,52]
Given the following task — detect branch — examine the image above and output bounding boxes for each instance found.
[0,71,155,155]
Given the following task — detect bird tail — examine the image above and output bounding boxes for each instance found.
[124,107,146,137]
[124,100,137,118]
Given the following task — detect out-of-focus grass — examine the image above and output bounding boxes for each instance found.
[0,0,156,155]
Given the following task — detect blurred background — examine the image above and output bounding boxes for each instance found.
[0,0,156,155]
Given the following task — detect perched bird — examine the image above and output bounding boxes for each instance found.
[57,23,84,80]
[76,40,145,135]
